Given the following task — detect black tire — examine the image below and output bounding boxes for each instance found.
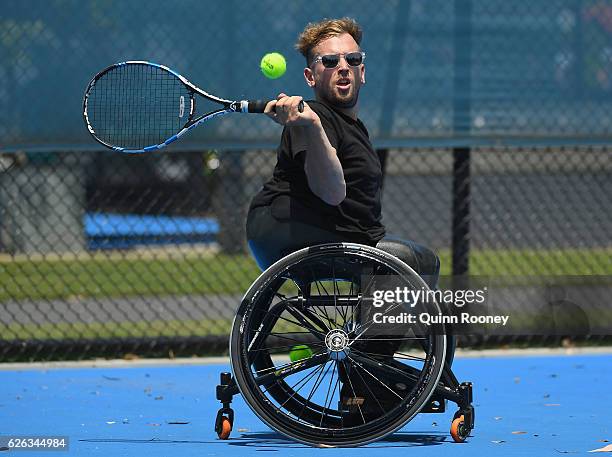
[230,243,447,447]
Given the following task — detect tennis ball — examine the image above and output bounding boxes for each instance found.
[260,52,286,79]
[289,344,313,362]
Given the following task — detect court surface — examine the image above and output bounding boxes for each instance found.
[1,350,610,456]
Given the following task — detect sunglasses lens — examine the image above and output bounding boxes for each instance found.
[321,55,340,68]
[346,52,363,66]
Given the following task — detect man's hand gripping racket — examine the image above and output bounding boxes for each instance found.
[83,61,304,153]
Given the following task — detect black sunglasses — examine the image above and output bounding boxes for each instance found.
[312,51,366,69]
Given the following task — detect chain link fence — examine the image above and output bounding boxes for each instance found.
[1,0,611,360]
[1,147,610,360]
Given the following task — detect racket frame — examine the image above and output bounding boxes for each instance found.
[83,61,256,153]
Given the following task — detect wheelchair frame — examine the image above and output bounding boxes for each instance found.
[214,243,475,447]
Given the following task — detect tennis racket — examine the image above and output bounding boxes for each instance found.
[83,61,303,153]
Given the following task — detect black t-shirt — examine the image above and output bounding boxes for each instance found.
[249,100,386,245]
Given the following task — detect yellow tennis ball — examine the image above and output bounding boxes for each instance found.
[260,52,286,79]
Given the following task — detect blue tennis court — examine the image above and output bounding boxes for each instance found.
[1,351,610,456]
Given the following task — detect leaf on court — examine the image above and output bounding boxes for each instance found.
[545,403,561,407]
[102,375,121,381]
[494,416,503,421]
[589,444,612,452]
[491,440,506,444]
[238,428,249,432]
[513,377,521,384]
[146,423,161,427]
[106,421,116,425]
[154,396,164,400]
[167,421,190,425]
[512,431,527,434]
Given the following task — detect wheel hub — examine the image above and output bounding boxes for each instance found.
[325,329,350,361]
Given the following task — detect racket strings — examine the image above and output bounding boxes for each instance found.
[86,63,192,150]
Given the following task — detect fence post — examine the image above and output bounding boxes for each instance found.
[452,0,472,278]
[452,148,471,276]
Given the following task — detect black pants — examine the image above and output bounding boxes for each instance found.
[246,205,440,288]
[247,205,453,408]
[246,205,446,412]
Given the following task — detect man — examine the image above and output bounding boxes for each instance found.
[246,17,440,289]
[245,17,446,420]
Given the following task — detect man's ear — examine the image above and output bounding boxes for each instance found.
[360,65,366,85]
[304,67,316,87]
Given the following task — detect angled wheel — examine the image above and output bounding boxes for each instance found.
[230,243,447,447]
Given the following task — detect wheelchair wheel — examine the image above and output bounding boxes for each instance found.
[230,243,447,447]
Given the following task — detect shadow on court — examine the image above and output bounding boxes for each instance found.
[79,431,447,449]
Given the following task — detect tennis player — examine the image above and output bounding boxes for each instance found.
[247,17,440,288]
[245,17,444,419]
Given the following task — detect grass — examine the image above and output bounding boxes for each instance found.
[0,246,610,343]
[0,253,260,302]
[1,318,233,341]
[1,247,610,303]
[462,248,612,276]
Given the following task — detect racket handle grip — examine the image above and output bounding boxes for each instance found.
[246,99,305,113]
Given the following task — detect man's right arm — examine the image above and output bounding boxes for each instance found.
[292,118,346,206]
[265,94,346,206]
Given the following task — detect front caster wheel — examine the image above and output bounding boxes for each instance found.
[217,415,232,440]
[450,414,470,443]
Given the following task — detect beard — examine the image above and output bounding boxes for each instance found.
[318,81,361,109]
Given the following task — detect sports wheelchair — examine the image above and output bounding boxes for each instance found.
[214,243,474,447]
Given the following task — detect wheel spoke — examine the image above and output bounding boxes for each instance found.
[346,354,404,400]
[296,360,334,422]
[350,356,387,415]
[352,348,426,363]
[274,362,328,412]
[350,350,422,385]
[248,340,326,354]
[341,359,366,425]
[320,361,340,427]
[253,350,327,378]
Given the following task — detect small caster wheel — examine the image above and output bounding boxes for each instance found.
[217,415,232,440]
[450,414,470,443]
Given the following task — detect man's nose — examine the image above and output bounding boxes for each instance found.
[337,63,350,75]
[337,55,351,70]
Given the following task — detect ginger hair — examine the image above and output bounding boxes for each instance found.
[295,18,363,65]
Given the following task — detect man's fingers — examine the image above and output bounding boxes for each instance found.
[278,96,303,113]
[265,94,308,125]
[264,99,277,115]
